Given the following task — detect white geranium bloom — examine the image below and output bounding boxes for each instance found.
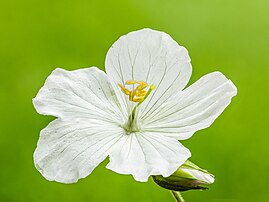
[33,28,237,183]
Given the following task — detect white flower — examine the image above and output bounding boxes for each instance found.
[33,28,237,183]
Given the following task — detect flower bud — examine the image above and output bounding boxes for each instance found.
[152,160,214,191]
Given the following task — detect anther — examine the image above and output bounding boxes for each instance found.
[133,97,144,102]
[136,81,148,91]
[125,80,137,85]
[118,84,130,95]
[118,80,155,104]
[136,89,147,96]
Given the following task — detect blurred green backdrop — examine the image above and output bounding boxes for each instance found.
[1,0,268,201]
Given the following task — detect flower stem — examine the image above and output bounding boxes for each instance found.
[171,191,185,202]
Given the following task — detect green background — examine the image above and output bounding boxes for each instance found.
[1,0,268,201]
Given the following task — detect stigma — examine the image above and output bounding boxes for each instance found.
[118,80,156,103]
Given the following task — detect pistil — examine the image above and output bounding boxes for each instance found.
[118,80,156,134]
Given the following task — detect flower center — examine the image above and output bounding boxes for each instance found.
[118,80,156,134]
[118,80,156,104]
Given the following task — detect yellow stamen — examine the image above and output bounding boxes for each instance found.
[133,96,144,102]
[136,82,148,91]
[136,89,147,96]
[125,80,137,85]
[137,81,147,86]
[118,84,130,95]
[118,80,155,104]
[129,90,136,101]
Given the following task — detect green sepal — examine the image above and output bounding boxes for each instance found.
[152,160,213,192]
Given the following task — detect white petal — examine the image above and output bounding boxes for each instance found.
[106,132,191,182]
[34,119,124,183]
[142,72,237,139]
[33,67,127,123]
[105,28,192,116]
[33,67,127,183]
[181,168,215,184]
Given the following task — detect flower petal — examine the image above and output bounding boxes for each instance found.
[142,72,237,139]
[34,119,124,183]
[33,67,127,183]
[33,67,127,123]
[106,132,191,182]
[105,28,192,117]
[181,168,215,184]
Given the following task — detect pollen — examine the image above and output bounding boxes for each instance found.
[118,80,155,103]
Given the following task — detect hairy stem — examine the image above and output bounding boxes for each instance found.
[171,191,185,202]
